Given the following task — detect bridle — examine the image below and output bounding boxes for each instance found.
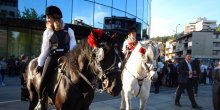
[89,44,122,89]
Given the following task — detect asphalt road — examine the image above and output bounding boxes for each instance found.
[0,76,120,110]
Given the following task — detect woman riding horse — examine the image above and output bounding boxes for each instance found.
[27,29,122,110]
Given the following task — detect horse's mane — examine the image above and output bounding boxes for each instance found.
[61,38,92,82]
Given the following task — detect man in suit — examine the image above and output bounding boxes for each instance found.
[175,54,202,109]
[213,61,220,110]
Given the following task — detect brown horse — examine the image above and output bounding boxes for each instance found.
[26,29,122,110]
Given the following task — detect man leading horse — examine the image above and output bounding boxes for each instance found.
[35,5,77,110]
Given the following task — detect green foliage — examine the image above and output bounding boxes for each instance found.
[18,7,44,20]
[150,36,174,43]
[215,24,220,32]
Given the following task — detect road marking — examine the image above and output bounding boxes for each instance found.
[0,100,20,104]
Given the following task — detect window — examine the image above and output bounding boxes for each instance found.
[1,10,7,13]
[126,0,136,16]
[95,0,112,7]
[0,27,7,57]
[72,0,94,26]
[112,9,125,17]
[143,0,149,23]
[94,4,111,29]
[212,50,220,55]
[137,0,144,19]
[113,0,126,11]
[213,42,220,47]
[9,11,15,17]
[7,27,31,57]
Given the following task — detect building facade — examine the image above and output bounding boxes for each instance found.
[174,31,220,64]
[184,17,217,34]
[165,40,176,61]
[0,0,151,59]
[0,0,18,18]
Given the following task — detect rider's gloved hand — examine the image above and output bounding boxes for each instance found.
[36,66,43,73]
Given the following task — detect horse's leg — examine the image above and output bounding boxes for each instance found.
[41,88,48,110]
[124,91,132,110]
[82,90,94,110]
[120,90,126,110]
[28,85,38,110]
[139,93,148,110]
[139,81,151,110]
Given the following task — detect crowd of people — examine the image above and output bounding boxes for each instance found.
[153,58,216,93]
[0,55,29,86]
[152,55,220,109]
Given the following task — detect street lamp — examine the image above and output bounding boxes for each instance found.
[175,24,180,36]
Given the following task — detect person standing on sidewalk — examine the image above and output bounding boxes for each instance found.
[175,54,202,109]
[0,57,7,86]
[213,61,220,110]
[191,58,201,96]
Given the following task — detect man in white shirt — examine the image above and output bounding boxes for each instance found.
[35,5,77,110]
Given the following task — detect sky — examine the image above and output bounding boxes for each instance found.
[151,0,220,37]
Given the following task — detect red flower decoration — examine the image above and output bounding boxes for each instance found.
[128,41,137,50]
[139,47,146,55]
[87,29,104,48]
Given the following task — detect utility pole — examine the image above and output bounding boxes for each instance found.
[175,24,180,37]
[148,0,152,37]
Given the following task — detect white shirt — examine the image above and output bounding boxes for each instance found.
[122,39,129,54]
[186,60,192,78]
[200,64,207,73]
[157,61,164,72]
[37,28,77,67]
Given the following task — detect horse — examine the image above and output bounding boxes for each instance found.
[26,29,122,110]
[120,40,160,110]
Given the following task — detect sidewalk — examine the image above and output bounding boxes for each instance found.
[90,85,214,110]
[0,77,214,110]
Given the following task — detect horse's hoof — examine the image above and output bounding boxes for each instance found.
[119,107,125,110]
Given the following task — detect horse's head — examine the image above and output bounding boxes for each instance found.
[87,29,122,96]
[136,40,160,81]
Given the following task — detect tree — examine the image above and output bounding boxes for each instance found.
[150,36,174,43]
[18,7,44,20]
[216,25,220,32]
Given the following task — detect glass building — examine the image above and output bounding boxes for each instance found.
[0,0,151,59]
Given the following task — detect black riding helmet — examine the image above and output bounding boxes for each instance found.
[43,6,62,18]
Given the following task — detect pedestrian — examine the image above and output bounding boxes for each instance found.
[208,63,214,85]
[34,5,77,110]
[19,54,29,101]
[0,57,7,86]
[175,54,202,109]
[191,58,201,96]
[19,54,28,85]
[213,61,220,110]
[200,63,207,84]
[154,57,164,94]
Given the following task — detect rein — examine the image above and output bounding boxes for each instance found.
[103,47,121,73]
[124,66,149,97]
